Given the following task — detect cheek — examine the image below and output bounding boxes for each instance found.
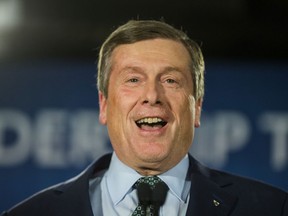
[173,95,196,138]
[107,89,138,120]
[188,95,196,117]
[120,86,142,98]
[118,88,142,109]
[177,94,195,118]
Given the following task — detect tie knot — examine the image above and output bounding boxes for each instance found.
[134,176,163,190]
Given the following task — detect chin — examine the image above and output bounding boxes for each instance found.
[139,148,168,162]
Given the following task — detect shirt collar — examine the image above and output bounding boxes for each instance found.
[105,152,141,205]
[158,154,190,203]
[105,152,190,205]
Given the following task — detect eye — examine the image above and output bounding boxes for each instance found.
[124,77,142,86]
[128,78,139,83]
[162,76,181,88]
[166,79,177,84]
[164,78,179,85]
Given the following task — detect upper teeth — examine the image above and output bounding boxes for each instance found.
[137,117,163,124]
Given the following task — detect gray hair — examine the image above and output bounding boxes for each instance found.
[97,20,205,100]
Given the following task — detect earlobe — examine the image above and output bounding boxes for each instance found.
[194,98,203,128]
[98,92,107,125]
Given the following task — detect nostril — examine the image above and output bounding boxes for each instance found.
[142,99,162,105]
[143,100,149,104]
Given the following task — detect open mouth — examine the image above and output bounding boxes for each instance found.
[135,117,167,129]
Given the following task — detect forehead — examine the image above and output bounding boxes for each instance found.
[110,39,191,68]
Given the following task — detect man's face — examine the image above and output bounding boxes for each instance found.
[99,39,202,175]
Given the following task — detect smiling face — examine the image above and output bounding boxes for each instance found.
[99,39,202,175]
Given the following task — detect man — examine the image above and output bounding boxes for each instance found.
[2,20,287,216]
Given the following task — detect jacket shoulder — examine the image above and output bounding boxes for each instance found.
[1,182,68,216]
[189,155,287,215]
[209,168,288,214]
[2,174,90,216]
[210,168,286,195]
[2,154,112,216]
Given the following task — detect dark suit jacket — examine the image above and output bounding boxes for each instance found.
[2,153,288,216]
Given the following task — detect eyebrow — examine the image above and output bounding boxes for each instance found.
[120,66,184,74]
[120,66,143,73]
[161,66,184,74]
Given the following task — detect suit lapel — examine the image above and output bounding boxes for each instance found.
[48,153,237,216]
[52,154,112,216]
[186,155,238,216]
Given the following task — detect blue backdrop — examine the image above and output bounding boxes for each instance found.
[0,59,287,211]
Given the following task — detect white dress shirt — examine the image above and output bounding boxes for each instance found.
[89,152,190,216]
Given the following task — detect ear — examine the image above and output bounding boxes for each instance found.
[98,91,107,125]
[194,98,203,128]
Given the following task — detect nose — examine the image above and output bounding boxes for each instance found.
[142,80,162,105]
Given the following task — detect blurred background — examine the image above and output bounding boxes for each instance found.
[1,0,288,211]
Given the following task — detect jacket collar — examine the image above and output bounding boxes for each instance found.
[53,153,237,216]
[186,155,238,216]
[52,154,112,216]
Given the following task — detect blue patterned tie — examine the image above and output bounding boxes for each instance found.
[132,176,168,216]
